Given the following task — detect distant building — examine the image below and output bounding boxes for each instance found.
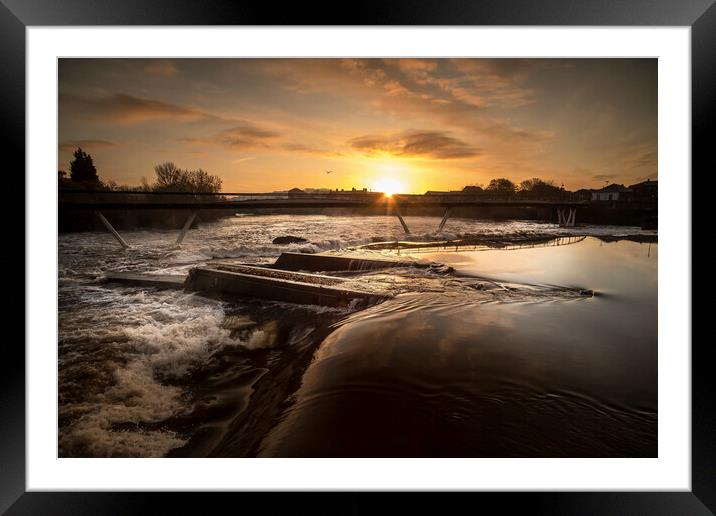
[628,179,657,203]
[425,187,479,195]
[462,185,484,194]
[287,187,304,198]
[573,189,593,201]
[303,188,332,194]
[591,183,632,202]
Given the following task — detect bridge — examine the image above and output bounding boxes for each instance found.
[59,190,589,249]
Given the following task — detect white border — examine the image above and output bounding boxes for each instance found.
[27,27,691,491]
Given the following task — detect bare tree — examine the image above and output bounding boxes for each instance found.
[151,162,222,193]
[153,162,186,191]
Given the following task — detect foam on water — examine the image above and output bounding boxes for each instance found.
[59,287,230,455]
[59,360,187,458]
[58,283,301,456]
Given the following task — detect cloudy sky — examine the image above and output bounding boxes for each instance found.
[58,58,657,193]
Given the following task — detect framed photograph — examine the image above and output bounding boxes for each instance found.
[7,0,708,513]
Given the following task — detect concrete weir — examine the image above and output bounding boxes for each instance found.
[104,272,186,289]
[273,252,427,272]
[104,257,398,308]
[185,267,387,308]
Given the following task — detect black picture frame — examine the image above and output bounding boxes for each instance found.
[4,1,708,514]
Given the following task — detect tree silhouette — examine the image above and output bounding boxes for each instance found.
[518,178,563,198]
[152,162,222,193]
[188,168,222,193]
[485,178,516,196]
[153,162,185,191]
[69,148,100,184]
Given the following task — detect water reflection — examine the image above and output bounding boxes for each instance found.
[256,238,657,457]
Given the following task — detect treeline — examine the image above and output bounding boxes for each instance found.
[58,148,222,194]
[465,177,567,197]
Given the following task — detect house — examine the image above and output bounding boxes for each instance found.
[573,189,593,201]
[303,188,332,194]
[287,187,304,198]
[462,185,484,194]
[426,187,481,195]
[628,179,657,203]
[591,183,632,202]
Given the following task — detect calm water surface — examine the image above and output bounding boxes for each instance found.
[58,215,656,457]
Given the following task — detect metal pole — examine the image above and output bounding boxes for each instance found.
[95,211,130,249]
[436,208,451,233]
[392,201,410,234]
[175,211,197,246]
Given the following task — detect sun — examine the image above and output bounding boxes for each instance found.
[373,177,404,197]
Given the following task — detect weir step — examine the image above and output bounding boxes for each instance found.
[212,262,346,286]
[185,267,389,308]
[272,252,427,272]
[104,272,186,289]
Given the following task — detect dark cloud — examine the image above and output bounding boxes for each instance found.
[214,125,281,147]
[606,141,657,183]
[143,60,179,78]
[59,140,119,152]
[179,123,281,150]
[350,130,481,159]
[281,142,342,156]
[59,93,228,125]
[181,128,343,156]
[483,124,553,143]
[592,174,617,181]
[632,151,657,168]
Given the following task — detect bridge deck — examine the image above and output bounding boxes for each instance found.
[59,198,589,210]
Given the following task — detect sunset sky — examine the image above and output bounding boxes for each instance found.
[58,58,657,193]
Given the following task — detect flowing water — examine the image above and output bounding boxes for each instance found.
[58,215,657,457]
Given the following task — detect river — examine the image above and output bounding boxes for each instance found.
[58,215,657,457]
